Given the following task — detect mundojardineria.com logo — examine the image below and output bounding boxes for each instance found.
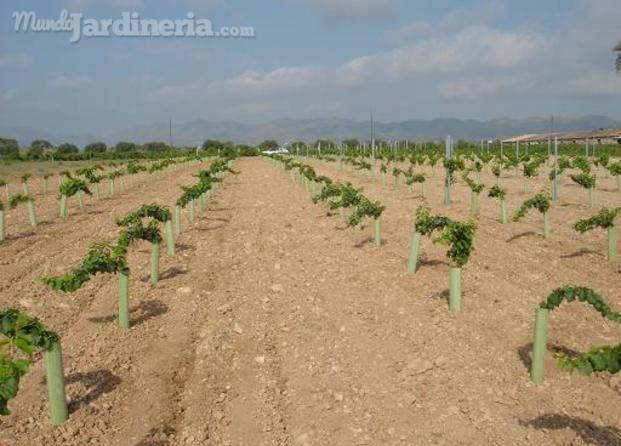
[12,10,256,43]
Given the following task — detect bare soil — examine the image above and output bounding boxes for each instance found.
[0,157,620,446]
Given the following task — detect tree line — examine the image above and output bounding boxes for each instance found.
[0,138,262,161]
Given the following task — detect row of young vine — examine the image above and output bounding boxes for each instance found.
[310,150,620,259]
[269,155,386,245]
[0,158,197,241]
[0,157,237,425]
[280,150,621,382]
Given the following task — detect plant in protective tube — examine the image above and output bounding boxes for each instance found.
[117,203,171,226]
[413,206,451,237]
[513,194,551,222]
[491,163,503,179]
[539,286,621,321]
[559,157,571,171]
[609,162,621,177]
[195,170,222,185]
[406,173,426,186]
[20,174,31,184]
[572,156,591,174]
[569,172,596,190]
[8,194,32,209]
[443,158,465,185]
[433,220,477,267]
[126,162,147,175]
[347,197,385,228]
[574,207,621,233]
[107,170,124,181]
[556,344,621,375]
[0,349,30,415]
[416,154,428,167]
[328,184,362,211]
[314,175,332,185]
[522,160,540,178]
[594,154,609,168]
[504,155,519,171]
[428,153,441,169]
[148,159,175,174]
[353,160,372,172]
[59,178,92,198]
[549,157,572,181]
[0,308,59,353]
[117,219,162,250]
[0,308,60,415]
[209,159,238,175]
[479,153,493,165]
[574,207,620,260]
[76,167,104,184]
[313,182,343,204]
[462,172,484,194]
[299,165,317,181]
[41,242,129,292]
[537,286,621,375]
[488,185,507,200]
[176,184,208,208]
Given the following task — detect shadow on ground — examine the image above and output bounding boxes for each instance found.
[88,300,168,327]
[65,369,122,413]
[519,414,621,446]
[517,342,581,371]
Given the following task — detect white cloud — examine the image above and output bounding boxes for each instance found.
[0,53,34,67]
[213,26,544,95]
[49,75,93,88]
[138,0,620,119]
[385,0,509,43]
[342,26,544,81]
[289,0,397,20]
[215,67,323,94]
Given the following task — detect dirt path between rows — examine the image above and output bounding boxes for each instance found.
[1,157,620,445]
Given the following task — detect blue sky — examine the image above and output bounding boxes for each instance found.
[0,0,619,135]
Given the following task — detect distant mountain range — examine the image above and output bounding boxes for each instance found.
[2,115,620,147]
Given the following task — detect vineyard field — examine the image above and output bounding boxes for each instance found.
[0,157,619,445]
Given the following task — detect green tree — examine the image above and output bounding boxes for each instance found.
[31,139,53,152]
[258,140,279,151]
[615,40,621,73]
[201,139,224,151]
[56,143,79,154]
[114,141,136,152]
[342,139,360,149]
[27,140,52,159]
[235,144,257,156]
[142,141,169,152]
[84,141,107,154]
[0,138,19,157]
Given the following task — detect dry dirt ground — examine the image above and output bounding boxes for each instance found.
[0,157,620,446]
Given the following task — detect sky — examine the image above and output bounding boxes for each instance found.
[0,0,620,135]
